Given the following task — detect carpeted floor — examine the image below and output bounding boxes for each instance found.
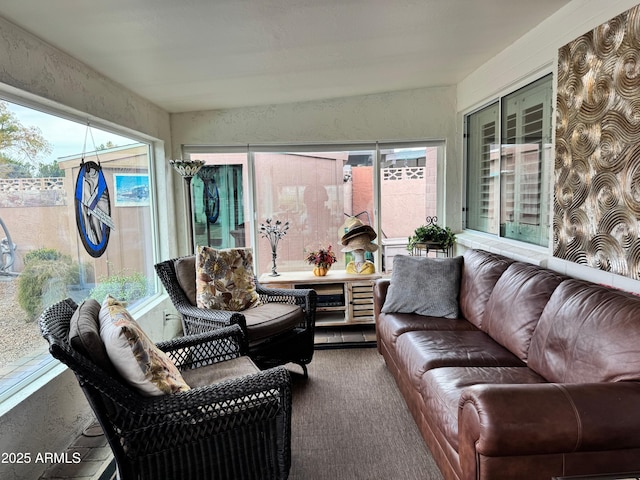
[289,348,444,480]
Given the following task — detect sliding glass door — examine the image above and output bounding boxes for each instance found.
[378,143,444,272]
[187,152,250,249]
[252,148,373,274]
[185,141,443,276]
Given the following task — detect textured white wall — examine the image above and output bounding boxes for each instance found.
[171,86,456,144]
[0,368,91,480]
[0,16,170,142]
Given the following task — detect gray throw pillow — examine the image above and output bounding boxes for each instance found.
[175,256,197,305]
[68,298,117,374]
[381,255,463,318]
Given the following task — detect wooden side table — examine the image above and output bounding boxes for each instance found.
[258,269,382,326]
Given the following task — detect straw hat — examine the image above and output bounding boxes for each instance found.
[339,216,363,233]
[341,232,379,252]
[340,217,377,245]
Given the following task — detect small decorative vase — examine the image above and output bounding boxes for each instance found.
[270,249,279,276]
[313,266,330,276]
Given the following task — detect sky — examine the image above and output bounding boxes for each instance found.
[5,101,135,163]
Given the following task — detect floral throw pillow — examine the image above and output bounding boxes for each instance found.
[196,246,260,311]
[98,295,191,396]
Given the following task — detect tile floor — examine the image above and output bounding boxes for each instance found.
[36,324,377,480]
[38,422,115,480]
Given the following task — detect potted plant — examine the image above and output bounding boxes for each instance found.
[406,219,456,253]
[305,245,338,276]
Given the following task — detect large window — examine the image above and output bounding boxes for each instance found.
[465,75,553,247]
[253,149,351,274]
[188,147,370,274]
[186,141,443,276]
[189,153,249,250]
[379,143,443,272]
[0,99,157,402]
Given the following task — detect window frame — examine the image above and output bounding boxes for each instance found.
[463,73,553,248]
[184,139,446,274]
[0,92,163,407]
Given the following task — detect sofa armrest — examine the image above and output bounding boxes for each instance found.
[373,278,391,318]
[459,382,640,460]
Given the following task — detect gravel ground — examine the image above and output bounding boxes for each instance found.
[0,277,47,367]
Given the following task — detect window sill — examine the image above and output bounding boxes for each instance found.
[456,231,640,295]
[0,359,65,417]
[455,230,551,266]
[0,293,168,417]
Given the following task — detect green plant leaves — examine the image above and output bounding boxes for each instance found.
[406,223,456,251]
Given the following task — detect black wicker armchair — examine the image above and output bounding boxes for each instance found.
[39,298,292,480]
[155,255,317,377]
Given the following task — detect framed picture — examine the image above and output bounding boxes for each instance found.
[114,173,150,207]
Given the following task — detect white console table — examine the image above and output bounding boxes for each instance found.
[258,269,382,326]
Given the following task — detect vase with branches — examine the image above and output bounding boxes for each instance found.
[259,218,290,276]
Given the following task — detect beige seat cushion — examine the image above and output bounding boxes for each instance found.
[243,303,303,343]
[181,356,259,387]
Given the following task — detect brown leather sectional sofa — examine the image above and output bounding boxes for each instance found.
[374,248,640,480]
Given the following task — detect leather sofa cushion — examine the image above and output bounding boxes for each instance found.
[395,330,524,383]
[174,255,197,305]
[459,249,514,329]
[243,303,303,343]
[529,279,640,382]
[377,312,477,351]
[419,366,547,451]
[482,262,567,361]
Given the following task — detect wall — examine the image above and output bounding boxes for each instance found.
[0,17,176,480]
[3,1,640,477]
[455,0,640,294]
[170,85,460,230]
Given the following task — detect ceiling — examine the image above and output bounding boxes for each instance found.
[0,0,572,113]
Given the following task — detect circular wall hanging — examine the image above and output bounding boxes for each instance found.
[205,176,220,224]
[74,161,114,257]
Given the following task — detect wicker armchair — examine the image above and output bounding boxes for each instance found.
[39,298,292,480]
[155,255,317,377]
